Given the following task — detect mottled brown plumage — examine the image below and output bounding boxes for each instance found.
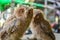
[29,9,55,40]
[0,5,33,40]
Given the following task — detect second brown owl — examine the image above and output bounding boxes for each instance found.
[29,9,55,40]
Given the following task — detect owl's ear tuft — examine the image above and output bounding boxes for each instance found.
[28,8,33,14]
[27,8,33,18]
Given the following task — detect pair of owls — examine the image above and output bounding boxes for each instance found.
[0,4,55,40]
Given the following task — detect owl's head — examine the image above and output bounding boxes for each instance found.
[13,4,33,19]
[33,9,44,24]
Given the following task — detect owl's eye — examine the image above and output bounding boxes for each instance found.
[36,15,40,19]
[35,14,40,19]
[21,10,24,12]
[19,8,24,13]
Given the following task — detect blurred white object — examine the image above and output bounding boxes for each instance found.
[0,18,5,27]
[7,8,11,13]
[25,0,29,3]
[2,8,11,20]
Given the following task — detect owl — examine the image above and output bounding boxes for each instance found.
[28,9,55,40]
[0,4,33,40]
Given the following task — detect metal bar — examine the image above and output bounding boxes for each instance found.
[44,0,48,19]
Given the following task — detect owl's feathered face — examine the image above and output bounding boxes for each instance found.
[13,5,25,18]
[13,4,33,19]
[33,9,44,24]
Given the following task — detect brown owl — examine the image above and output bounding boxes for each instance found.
[29,9,55,40]
[0,4,33,40]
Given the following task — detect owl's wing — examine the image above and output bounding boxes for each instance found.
[4,17,17,33]
[40,20,55,40]
[0,15,17,37]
